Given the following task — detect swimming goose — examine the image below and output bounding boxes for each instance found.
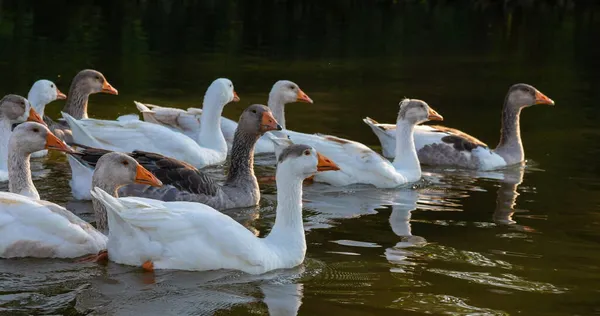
[117,104,282,209]
[0,122,108,259]
[277,99,443,188]
[27,79,67,158]
[89,145,339,273]
[45,69,118,141]
[68,104,282,208]
[133,80,312,154]
[63,78,239,169]
[0,95,44,181]
[363,84,554,170]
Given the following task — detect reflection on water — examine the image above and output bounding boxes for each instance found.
[1,0,600,315]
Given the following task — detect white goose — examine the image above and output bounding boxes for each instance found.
[0,95,44,182]
[27,79,67,158]
[62,78,239,169]
[363,84,555,170]
[134,80,312,154]
[271,99,443,188]
[0,122,107,259]
[90,145,339,273]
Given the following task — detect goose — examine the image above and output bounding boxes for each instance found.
[272,99,443,188]
[134,80,312,154]
[44,69,118,142]
[69,104,282,208]
[62,78,239,170]
[27,79,67,158]
[89,145,340,273]
[0,122,107,258]
[1,95,44,181]
[363,84,554,170]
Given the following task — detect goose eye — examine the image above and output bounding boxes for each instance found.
[32,128,39,133]
[50,84,54,88]
[304,150,310,156]
[289,85,295,90]
[251,109,257,114]
[229,84,232,88]
[122,160,129,166]
[96,76,101,81]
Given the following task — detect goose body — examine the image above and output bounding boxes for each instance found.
[63,78,239,170]
[276,99,443,188]
[133,80,312,154]
[91,145,339,273]
[0,192,107,258]
[364,84,554,170]
[0,122,106,259]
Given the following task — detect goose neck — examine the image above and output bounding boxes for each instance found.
[27,94,46,117]
[62,84,90,119]
[198,96,226,151]
[268,96,286,129]
[391,120,421,180]
[91,173,121,232]
[265,169,305,247]
[0,119,11,170]
[7,140,39,200]
[225,128,259,187]
[494,104,524,164]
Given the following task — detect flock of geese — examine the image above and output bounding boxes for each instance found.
[0,69,554,274]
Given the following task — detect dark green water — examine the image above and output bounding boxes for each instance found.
[1,1,600,315]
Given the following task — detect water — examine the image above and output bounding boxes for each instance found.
[1,1,600,315]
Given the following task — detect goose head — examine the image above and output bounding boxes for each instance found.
[10,122,73,154]
[93,152,163,188]
[505,83,554,110]
[1,94,30,123]
[204,78,240,108]
[71,69,118,96]
[238,104,282,136]
[397,98,443,125]
[27,79,66,115]
[277,144,340,179]
[269,80,313,104]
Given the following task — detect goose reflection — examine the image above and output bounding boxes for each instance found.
[385,189,427,269]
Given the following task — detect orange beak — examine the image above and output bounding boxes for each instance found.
[296,88,313,104]
[45,131,74,153]
[135,164,163,187]
[535,90,555,106]
[427,107,444,121]
[316,152,340,172]
[102,81,119,95]
[56,88,67,100]
[232,90,240,102]
[27,108,46,126]
[261,111,282,132]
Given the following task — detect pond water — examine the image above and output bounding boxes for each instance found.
[1,1,599,315]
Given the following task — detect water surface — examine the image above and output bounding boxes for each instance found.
[1,1,599,315]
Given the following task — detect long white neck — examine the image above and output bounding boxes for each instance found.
[391,120,421,182]
[27,93,46,117]
[265,168,306,258]
[198,94,227,152]
[0,118,11,171]
[268,94,286,129]
[8,141,39,200]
